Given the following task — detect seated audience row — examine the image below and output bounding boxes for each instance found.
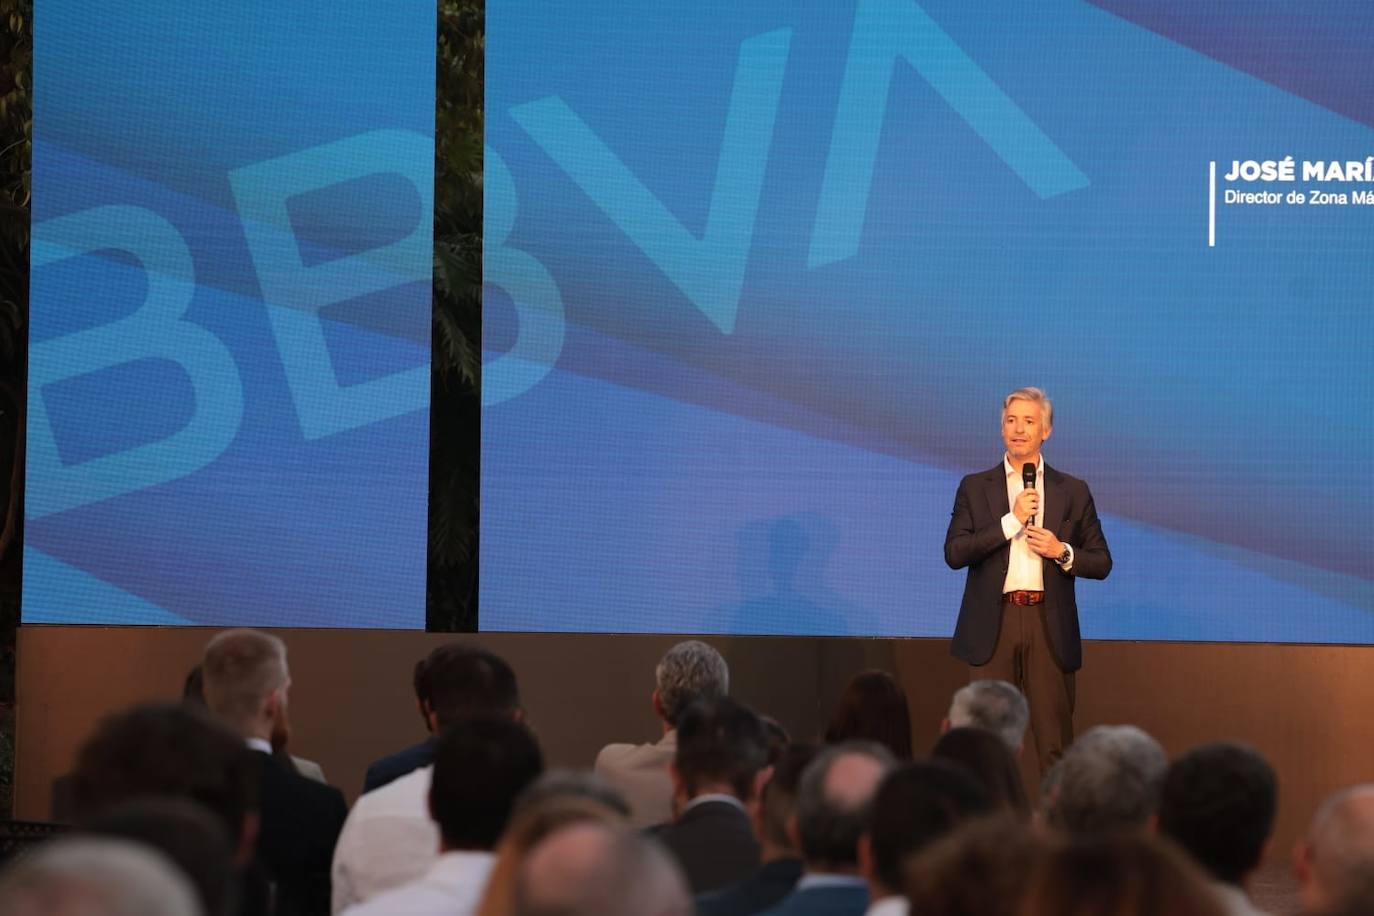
[11,633,1374,916]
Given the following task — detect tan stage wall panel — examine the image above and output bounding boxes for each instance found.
[15,627,1374,858]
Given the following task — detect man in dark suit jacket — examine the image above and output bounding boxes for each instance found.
[652,697,769,894]
[944,388,1111,771]
[203,629,347,916]
[697,745,816,916]
[361,657,436,793]
[756,743,895,916]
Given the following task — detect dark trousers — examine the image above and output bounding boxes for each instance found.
[971,598,1076,773]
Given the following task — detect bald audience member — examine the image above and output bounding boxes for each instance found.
[514,822,691,916]
[757,742,896,916]
[202,629,346,916]
[1296,785,1374,914]
[0,837,202,916]
[942,680,1029,754]
[1041,724,1166,837]
[596,640,730,828]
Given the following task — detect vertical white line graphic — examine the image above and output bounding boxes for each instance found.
[1208,161,1216,248]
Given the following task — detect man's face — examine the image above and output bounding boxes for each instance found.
[1002,398,1051,463]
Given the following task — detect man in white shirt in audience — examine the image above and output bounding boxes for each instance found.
[342,716,543,916]
[595,640,730,828]
[331,645,524,913]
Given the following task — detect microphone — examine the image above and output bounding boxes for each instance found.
[1022,463,1037,527]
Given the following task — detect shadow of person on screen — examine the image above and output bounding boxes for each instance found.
[716,516,866,636]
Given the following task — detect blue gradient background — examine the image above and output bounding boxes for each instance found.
[23,1,435,627]
[483,0,1374,639]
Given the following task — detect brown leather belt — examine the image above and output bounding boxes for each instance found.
[1003,590,1045,606]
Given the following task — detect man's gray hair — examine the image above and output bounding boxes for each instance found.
[0,837,203,916]
[1043,725,1167,835]
[1305,784,1374,907]
[202,629,288,731]
[514,821,690,916]
[654,641,728,727]
[1003,387,1053,427]
[795,741,897,868]
[948,681,1029,751]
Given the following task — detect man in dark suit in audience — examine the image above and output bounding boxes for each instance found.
[652,697,770,894]
[858,761,990,916]
[756,743,895,916]
[697,745,817,916]
[203,629,348,916]
[361,655,437,792]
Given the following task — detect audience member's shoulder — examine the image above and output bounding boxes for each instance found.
[353,764,432,817]
[259,753,346,813]
[363,740,435,793]
[595,742,640,768]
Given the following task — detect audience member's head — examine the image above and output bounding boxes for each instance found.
[793,741,897,873]
[513,769,631,820]
[1019,832,1227,916]
[182,665,205,705]
[1295,784,1374,914]
[0,837,203,916]
[1042,725,1167,836]
[756,744,819,858]
[933,727,1029,818]
[475,775,631,916]
[862,759,991,897]
[423,643,522,729]
[514,821,691,916]
[83,798,235,916]
[671,696,771,805]
[653,641,729,729]
[1157,742,1276,887]
[823,670,913,760]
[201,629,289,740]
[412,655,432,725]
[946,680,1029,753]
[903,816,1048,916]
[68,703,258,863]
[428,716,545,852]
[760,715,791,766]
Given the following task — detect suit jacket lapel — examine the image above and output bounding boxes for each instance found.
[983,465,1009,520]
[1042,465,1066,534]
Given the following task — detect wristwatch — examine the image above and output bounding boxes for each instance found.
[1056,546,1072,566]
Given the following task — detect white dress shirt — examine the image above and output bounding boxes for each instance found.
[331,765,438,913]
[340,851,494,916]
[865,896,910,916]
[999,455,1073,593]
[1212,880,1270,916]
